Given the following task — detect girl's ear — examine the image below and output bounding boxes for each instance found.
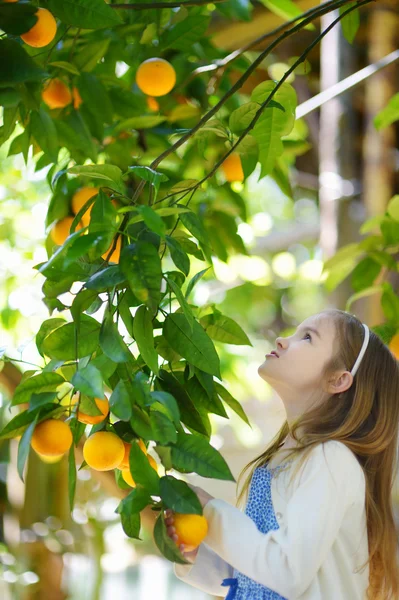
[328,370,354,396]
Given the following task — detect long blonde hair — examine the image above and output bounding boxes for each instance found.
[235,309,399,600]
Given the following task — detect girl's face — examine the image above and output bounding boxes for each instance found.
[258,314,337,401]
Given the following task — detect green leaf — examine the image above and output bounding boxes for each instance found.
[251,82,297,178]
[56,110,97,163]
[215,382,252,428]
[85,265,126,291]
[387,195,399,222]
[114,116,166,131]
[229,102,260,134]
[36,318,66,357]
[71,289,99,327]
[46,0,123,28]
[78,394,103,416]
[170,432,235,481]
[380,218,399,246]
[13,372,65,406]
[184,267,211,300]
[68,442,77,511]
[351,257,382,293]
[200,312,252,346]
[159,475,202,514]
[260,0,315,31]
[115,486,152,515]
[153,512,189,564]
[133,305,159,375]
[165,236,190,277]
[374,94,399,130]
[0,403,65,441]
[156,370,209,436]
[74,38,112,72]
[109,379,133,421]
[148,391,180,426]
[29,392,57,412]
[163,313,221,379]
[177,205,209,246]
[128,167,168,202]
[0,39,48,87]
[41,314,101,361]
[76,73,114,124]
[164,274,195,334]
[71,364,105,398]
[381,283,399,324]
[137,205,166,237]
[0,2,37,35]
[161,15,210,51]
[99,312,131,363]
[120,243,162,316]
[149,410,177,445]
[67,164,125,194]
[30,108,59,163]
[185,376,227,418]
[120,512,142,539]
[48,61,81,76]
[345,285,385,313]
[129,438,160,495]
[339,3,360,44]
[17,411,39,483]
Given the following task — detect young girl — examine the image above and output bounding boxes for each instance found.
[165,309,399,599]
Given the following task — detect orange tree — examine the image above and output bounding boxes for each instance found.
[1,0,398,567]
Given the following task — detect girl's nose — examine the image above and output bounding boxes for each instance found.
[276,337,285,349]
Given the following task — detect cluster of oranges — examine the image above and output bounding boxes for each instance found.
[50,186,121,262]
[42,79,82,111]
[28,393,157,487]
[26,402,208,551]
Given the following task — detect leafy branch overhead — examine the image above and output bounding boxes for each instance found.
[1,0,398,562]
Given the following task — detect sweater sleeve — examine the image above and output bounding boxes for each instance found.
[173,541,234,597]
[202,441,362,599]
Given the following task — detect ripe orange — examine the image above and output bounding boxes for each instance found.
[42,79,72,109]
[118,439,147,470]
[31,419,73,457]
[101,235,121,263]
[172,513,208,552]
[222,153,244,183]
[136,58,176,97]
[71,187,99,226]
[146,96,160,111]
[77,397,109,425]
[72,87,83,110]
[50,216,83,246]
[20,7,57,48]
[389,332,399,360]
[37,453,64,464]
[83,431,125,471]
[122,468,136,487]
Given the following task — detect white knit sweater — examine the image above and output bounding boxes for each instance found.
[174,441,369,599]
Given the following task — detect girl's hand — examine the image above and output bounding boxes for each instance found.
[164,509,199,563]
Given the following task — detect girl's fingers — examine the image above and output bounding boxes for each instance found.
[179,544,185,552]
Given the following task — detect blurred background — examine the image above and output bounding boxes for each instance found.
[1,0,398,598]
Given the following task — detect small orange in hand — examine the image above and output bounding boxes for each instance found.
[21,7,57,48]
[42,79,72,109]
[389,332,399,360]
[77,397,109,425]
[50,216,83,246]
[221,153,244,183]
[83,431,125,471]
[31,419,73,457]
[136,58,176,97]
[172,513,208,552]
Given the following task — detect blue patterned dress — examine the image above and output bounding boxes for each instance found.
[221,459,293,599]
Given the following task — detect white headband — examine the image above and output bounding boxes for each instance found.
[350,323,370,377]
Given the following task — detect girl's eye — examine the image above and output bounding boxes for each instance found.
[303,333,312,341]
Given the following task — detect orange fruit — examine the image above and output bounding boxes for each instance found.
[3,0,19,3]
[146,96,160,111]
[72,87,83,110]
[172,513,208,552]
[31,419,73,457]
[122,468,136,487]
[389,332,399,360]
[50,216,83,246]
[136,58,176,97]
[42,79,72,109]
[118,439,147,470]
[37,453,64,464]
[83,431,125,471]
[77,397,109,425]
[20,7,57,48]
[221,153,244,183]
[71,187,99,226]
[148,455,158,473]
[101,235,121,263]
